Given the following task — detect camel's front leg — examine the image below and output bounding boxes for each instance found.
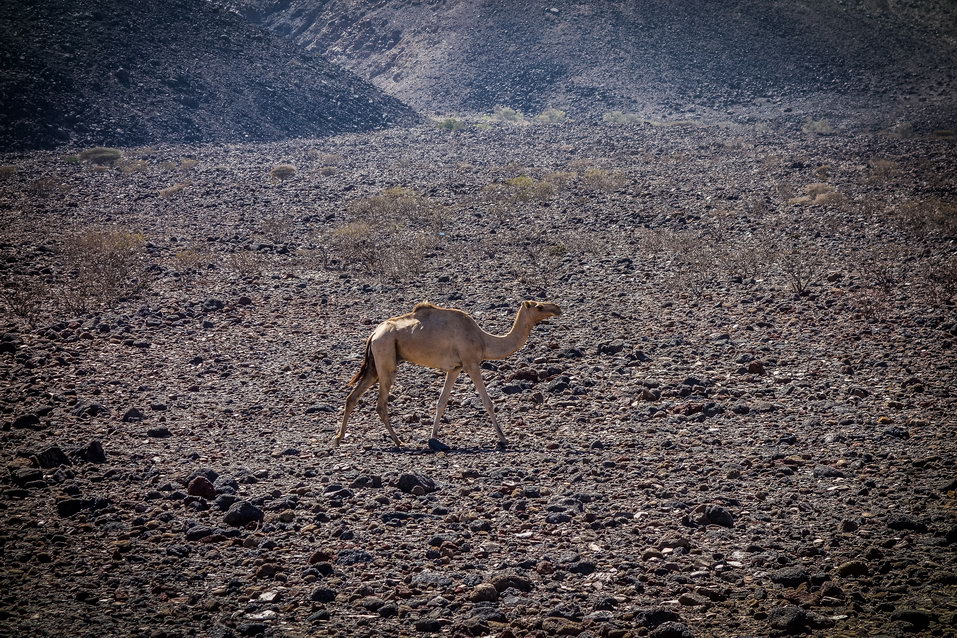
[375,369,403,448]
[465,365,507,448]
[431,368,461,439]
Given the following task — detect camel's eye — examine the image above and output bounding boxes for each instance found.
[536,304,544,310]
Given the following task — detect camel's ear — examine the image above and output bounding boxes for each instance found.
[522,300,533,308]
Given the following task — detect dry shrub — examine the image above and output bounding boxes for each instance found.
[920,255,957,306]
[869,158,900,180]
[503,229,567,293]
[883,121,916,138]
[716,236,776,280]
[493,106,525,123]
[0,165,16,177]
[435,117,467,131]
[774,237,830,295]
[802,119,836,136]
[543,171,577,187]
[117,159,148,173]
[270,164,297,181]
[535,108,568,124]
[0,276,45,325]
[160,183,187,198]
[483,177,554,203]
[855,244,911,292]
[260,216,295,244]
[325,187,444,281]
[58,230,149,313]
[603,111,642,125]
[319,166,337,176]
[224,251,265,277]
[172,247,212,273]
[326,221,428,282]
[582,168,627,192]
[891,200,957,238]
[180,158,199,171]
[27,177,63,197]
[789,183,846,207]
[78,147,122,165]
[350,187,445,233]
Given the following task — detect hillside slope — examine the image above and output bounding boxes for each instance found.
[226,0,957,116]
[0,0,420,151]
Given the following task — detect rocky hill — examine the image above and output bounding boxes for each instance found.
[225,0,957,117]
[0,0,420,151]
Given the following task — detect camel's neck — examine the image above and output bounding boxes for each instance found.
[481,308,534,360]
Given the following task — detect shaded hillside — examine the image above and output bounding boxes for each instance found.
[227,0,957,116]
[0,0,420,151]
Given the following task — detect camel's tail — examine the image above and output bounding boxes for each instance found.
[348,337,375,386]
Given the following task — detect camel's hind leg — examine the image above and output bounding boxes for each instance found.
[335,371,378,447]
[372,351,403,448]
[431,368,461,439]
[464,364,507,448]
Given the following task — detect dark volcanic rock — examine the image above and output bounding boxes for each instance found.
[395,473,438,494]
[0,0,419,151]
[223,501,263,526]
[32,446,70,468]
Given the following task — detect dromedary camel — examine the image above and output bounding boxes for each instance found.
[335,300,562,449]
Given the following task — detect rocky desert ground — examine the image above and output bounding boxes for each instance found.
[1,115,955,638]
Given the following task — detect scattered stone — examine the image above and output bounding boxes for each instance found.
[310,587,337,603]
[470,583,498,602]
[147,426,172,438]
[651,621,694,638]
[836,560,869,577]
[768,605,806,633]
[770,566,809,588]
[11,414,41,429]
[56,498,88,517]
[336,549,373,565]
[395,473,437,494]
[491,573,533,593]
[32,446,70,469]
[122,407,145,422]
[71,440,107,464]
[187,476,217,499]
[887,514,928,533]
[427,438,450,452]
[634,608,681,629]
[890,608,935,630]
[223,501,263,526]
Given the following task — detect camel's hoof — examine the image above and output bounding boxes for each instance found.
[496,440,508,451]
[428,438,450,452]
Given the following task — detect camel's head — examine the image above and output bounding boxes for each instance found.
[521,300,562,325]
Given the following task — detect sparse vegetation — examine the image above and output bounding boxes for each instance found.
[319,165,337,176]
[160,183,187,198]
[0,164,16,177]
[435,117,467,132]
[483,176,555,203]
[535,108,568,124]
[582,168,627,192]
[492,105,525,123]
[78,146,122,165]
[58,230,149,313]
[117,159,148,173]
[270,164,297,180]
[602,110,642,125]
[789,183,846,207]
[0,276,45,325]
[802,118,836,136]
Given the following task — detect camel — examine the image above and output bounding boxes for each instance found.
[335,300,562,449]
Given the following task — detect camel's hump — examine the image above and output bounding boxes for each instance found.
[412,301,440,312]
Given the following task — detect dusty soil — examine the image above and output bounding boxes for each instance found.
[1,119,956,637]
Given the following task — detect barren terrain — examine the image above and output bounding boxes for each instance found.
[1,117,955,637]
